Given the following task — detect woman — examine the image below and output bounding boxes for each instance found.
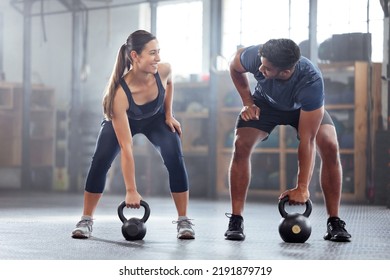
[71,30,195,240]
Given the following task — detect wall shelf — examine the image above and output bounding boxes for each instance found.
[0,82,56,189]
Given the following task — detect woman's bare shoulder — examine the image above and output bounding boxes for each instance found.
[157,62,172,77]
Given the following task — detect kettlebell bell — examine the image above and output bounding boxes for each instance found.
[278,196,312,243]
[117,200,150,241]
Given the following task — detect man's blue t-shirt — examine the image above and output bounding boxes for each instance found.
[240,44,324,112]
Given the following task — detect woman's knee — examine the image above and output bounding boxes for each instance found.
[85,150,117,193]
[170,183,189,193]
[161,155,189,192]
[168,170,189,192]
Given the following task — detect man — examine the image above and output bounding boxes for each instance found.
[225,38,351,242]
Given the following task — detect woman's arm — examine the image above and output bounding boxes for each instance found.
[159,63,182,135]
[111,87,142,208]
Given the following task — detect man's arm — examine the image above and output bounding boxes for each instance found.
[280,106,324,204]
[229,49,259,121]
[297,106,324,186]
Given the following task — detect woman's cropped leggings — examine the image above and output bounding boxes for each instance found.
[85,113,189,193]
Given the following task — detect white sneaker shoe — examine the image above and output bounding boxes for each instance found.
[72,218,93,239]
[173,218,195,239]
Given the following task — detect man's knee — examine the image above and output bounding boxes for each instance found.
[318,137,340,164]
[233,138,254,159]
[233,128,267,159]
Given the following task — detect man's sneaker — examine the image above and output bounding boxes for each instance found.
[173,218,195,239]
[71,218,93,239]
[323,217,351,242]
[225,213,245,241]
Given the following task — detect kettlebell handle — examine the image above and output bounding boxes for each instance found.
[278,196,312,218]
[117,200,151,223]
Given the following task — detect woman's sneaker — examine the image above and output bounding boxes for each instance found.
[323,217,351,242]
[71,218,93,239]
[173,218,195,239]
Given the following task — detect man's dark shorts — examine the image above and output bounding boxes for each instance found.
[236,98,334,138]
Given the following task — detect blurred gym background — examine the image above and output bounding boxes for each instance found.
[0,0,389,206]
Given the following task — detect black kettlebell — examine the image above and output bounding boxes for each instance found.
[117,200,150,241]
[278,196,312,243]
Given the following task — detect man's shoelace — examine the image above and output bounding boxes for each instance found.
[225,213,242,231]
[329,219,347,231]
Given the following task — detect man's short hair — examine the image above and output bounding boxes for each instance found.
[259,39,301,70]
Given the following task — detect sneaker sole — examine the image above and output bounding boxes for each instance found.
[71,231,91,239]
[178,233,195,240]
[329,236,351,242]
[324,233,351,242]
[225,233,245,241]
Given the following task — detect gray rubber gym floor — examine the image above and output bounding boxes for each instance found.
[0,190,389,260]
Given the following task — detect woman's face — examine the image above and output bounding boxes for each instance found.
[133,39,161,73]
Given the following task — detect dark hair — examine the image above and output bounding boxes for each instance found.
[259,39,301,70]
[102,30,157,120]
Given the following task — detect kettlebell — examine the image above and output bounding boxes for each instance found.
[117,200,150,241]
[278,196,312,243]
